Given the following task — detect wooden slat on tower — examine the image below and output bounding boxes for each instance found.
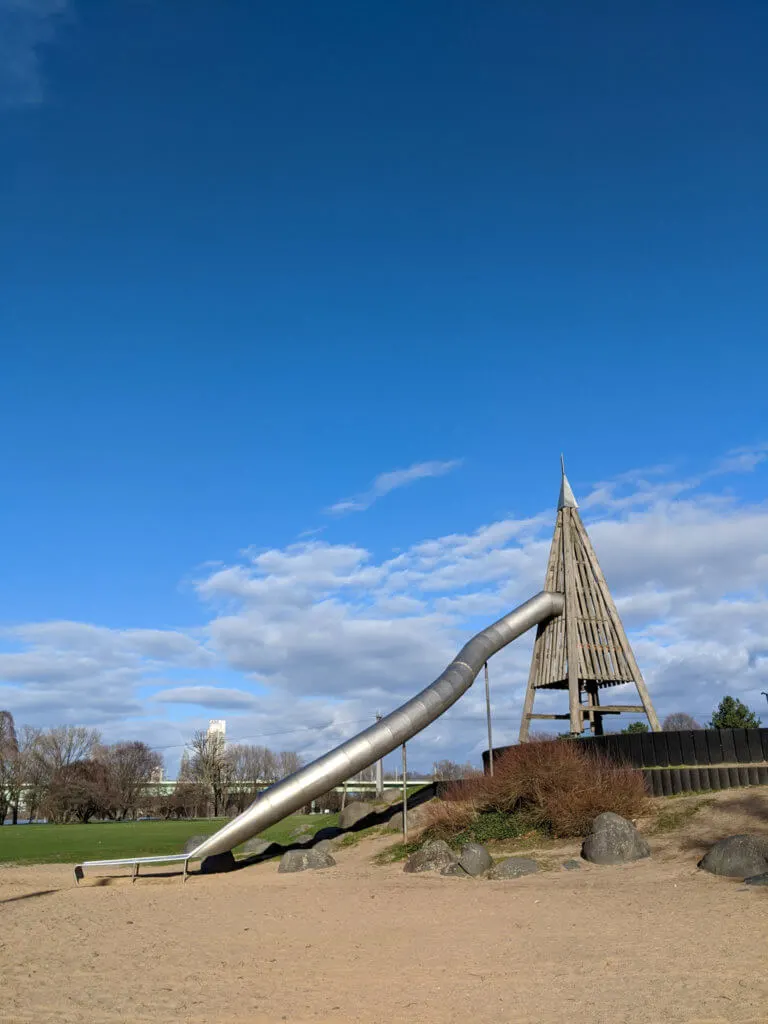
[519,461,660,740]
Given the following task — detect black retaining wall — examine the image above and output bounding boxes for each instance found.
[481,728,768,796]
[641,763,768,796]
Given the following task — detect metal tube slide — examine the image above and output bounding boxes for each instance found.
[189,590,563,861]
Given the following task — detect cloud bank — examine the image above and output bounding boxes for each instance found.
[1,447,767,771]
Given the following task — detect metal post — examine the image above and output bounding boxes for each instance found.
[341,782,347,812]
[401,743,408,845]
[375,712,384,799]
[484,661,494,776]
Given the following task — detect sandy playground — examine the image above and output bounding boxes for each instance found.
[2,791,768,1024]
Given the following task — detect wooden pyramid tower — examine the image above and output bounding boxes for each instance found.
[519,461,660,739]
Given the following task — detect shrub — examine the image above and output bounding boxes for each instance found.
[420,798,478,840]
[432,740,648,840]
[454,809,543,846]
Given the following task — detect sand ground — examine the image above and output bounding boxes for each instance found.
[2,791,768,1024]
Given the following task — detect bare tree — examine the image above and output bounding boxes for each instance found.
[662,712,702,731]
[0,711,20,824]
[41,760,112,824]
[431,759,477,781]
[188,730,234,816]
[228,743,279,784]
[17,727,46,822]
[32,725,101,777]
[276,750,304,779]
[98,741,163,819]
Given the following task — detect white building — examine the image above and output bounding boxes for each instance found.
[207,719,226,747]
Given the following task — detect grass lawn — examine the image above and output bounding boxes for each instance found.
[0,813,339,866]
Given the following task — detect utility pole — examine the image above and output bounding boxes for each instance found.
[375,711,384,799]
[401,742,408,844]
[484,662,494,776]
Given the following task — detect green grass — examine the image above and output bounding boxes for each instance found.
[449,810,547,848]
[0,813,339,865]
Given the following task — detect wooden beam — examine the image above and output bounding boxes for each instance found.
[526,707,644,720]
[589,705,646,714]
[563,509,582,734]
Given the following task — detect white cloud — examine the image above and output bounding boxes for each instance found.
[325,459,462,514]
[709,443,768,476]
[0,0,68,107]
[151,686,261,710]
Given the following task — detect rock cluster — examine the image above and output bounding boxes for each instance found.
[402,841,539,881]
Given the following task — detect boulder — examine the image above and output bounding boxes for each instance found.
[313,839,334,855]
[581,812,650,865]
[698,835,768,878]
[744,872,768,887]
[403,840,458,874]
[338,801,376,829]
[457,842,493,877]
[487,857,539,880]
[240,837,271,857]
[387,804,431,832]
[381,789,404,806]
[562,859,582,871]
[440,862,471,878]
[278,848,336,873]
[182,834,208,855]
[200,851,237,874]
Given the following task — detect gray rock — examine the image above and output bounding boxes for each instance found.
[387,804,431,832]
[744,872,768,887]
[562,859,582,871]
[240,837,270,857]
[278,848,336,873]
[183,834,208,855]
[338,801,376,829]
[698,835,768,878]
[487,857,539,880]
[458,842,493,877]
[200,851,237,874]
[381,789,404,806]
[403,840,458,874]
[440,862,471,877]
[581,812,650,865]
[313,839,334,854]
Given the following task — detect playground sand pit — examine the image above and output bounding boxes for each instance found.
[3,795,768,1024]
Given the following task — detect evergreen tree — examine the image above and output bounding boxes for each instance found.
[708,696,761,729]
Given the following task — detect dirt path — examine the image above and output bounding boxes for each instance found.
[2,796,768,1024]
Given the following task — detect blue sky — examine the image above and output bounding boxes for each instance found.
[2,2,767,773]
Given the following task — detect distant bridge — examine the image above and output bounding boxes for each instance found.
[144,777,433,796]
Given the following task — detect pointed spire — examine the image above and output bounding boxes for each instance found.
[558,454,578,510]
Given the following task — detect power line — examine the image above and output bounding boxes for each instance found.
[151,713,526,753]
